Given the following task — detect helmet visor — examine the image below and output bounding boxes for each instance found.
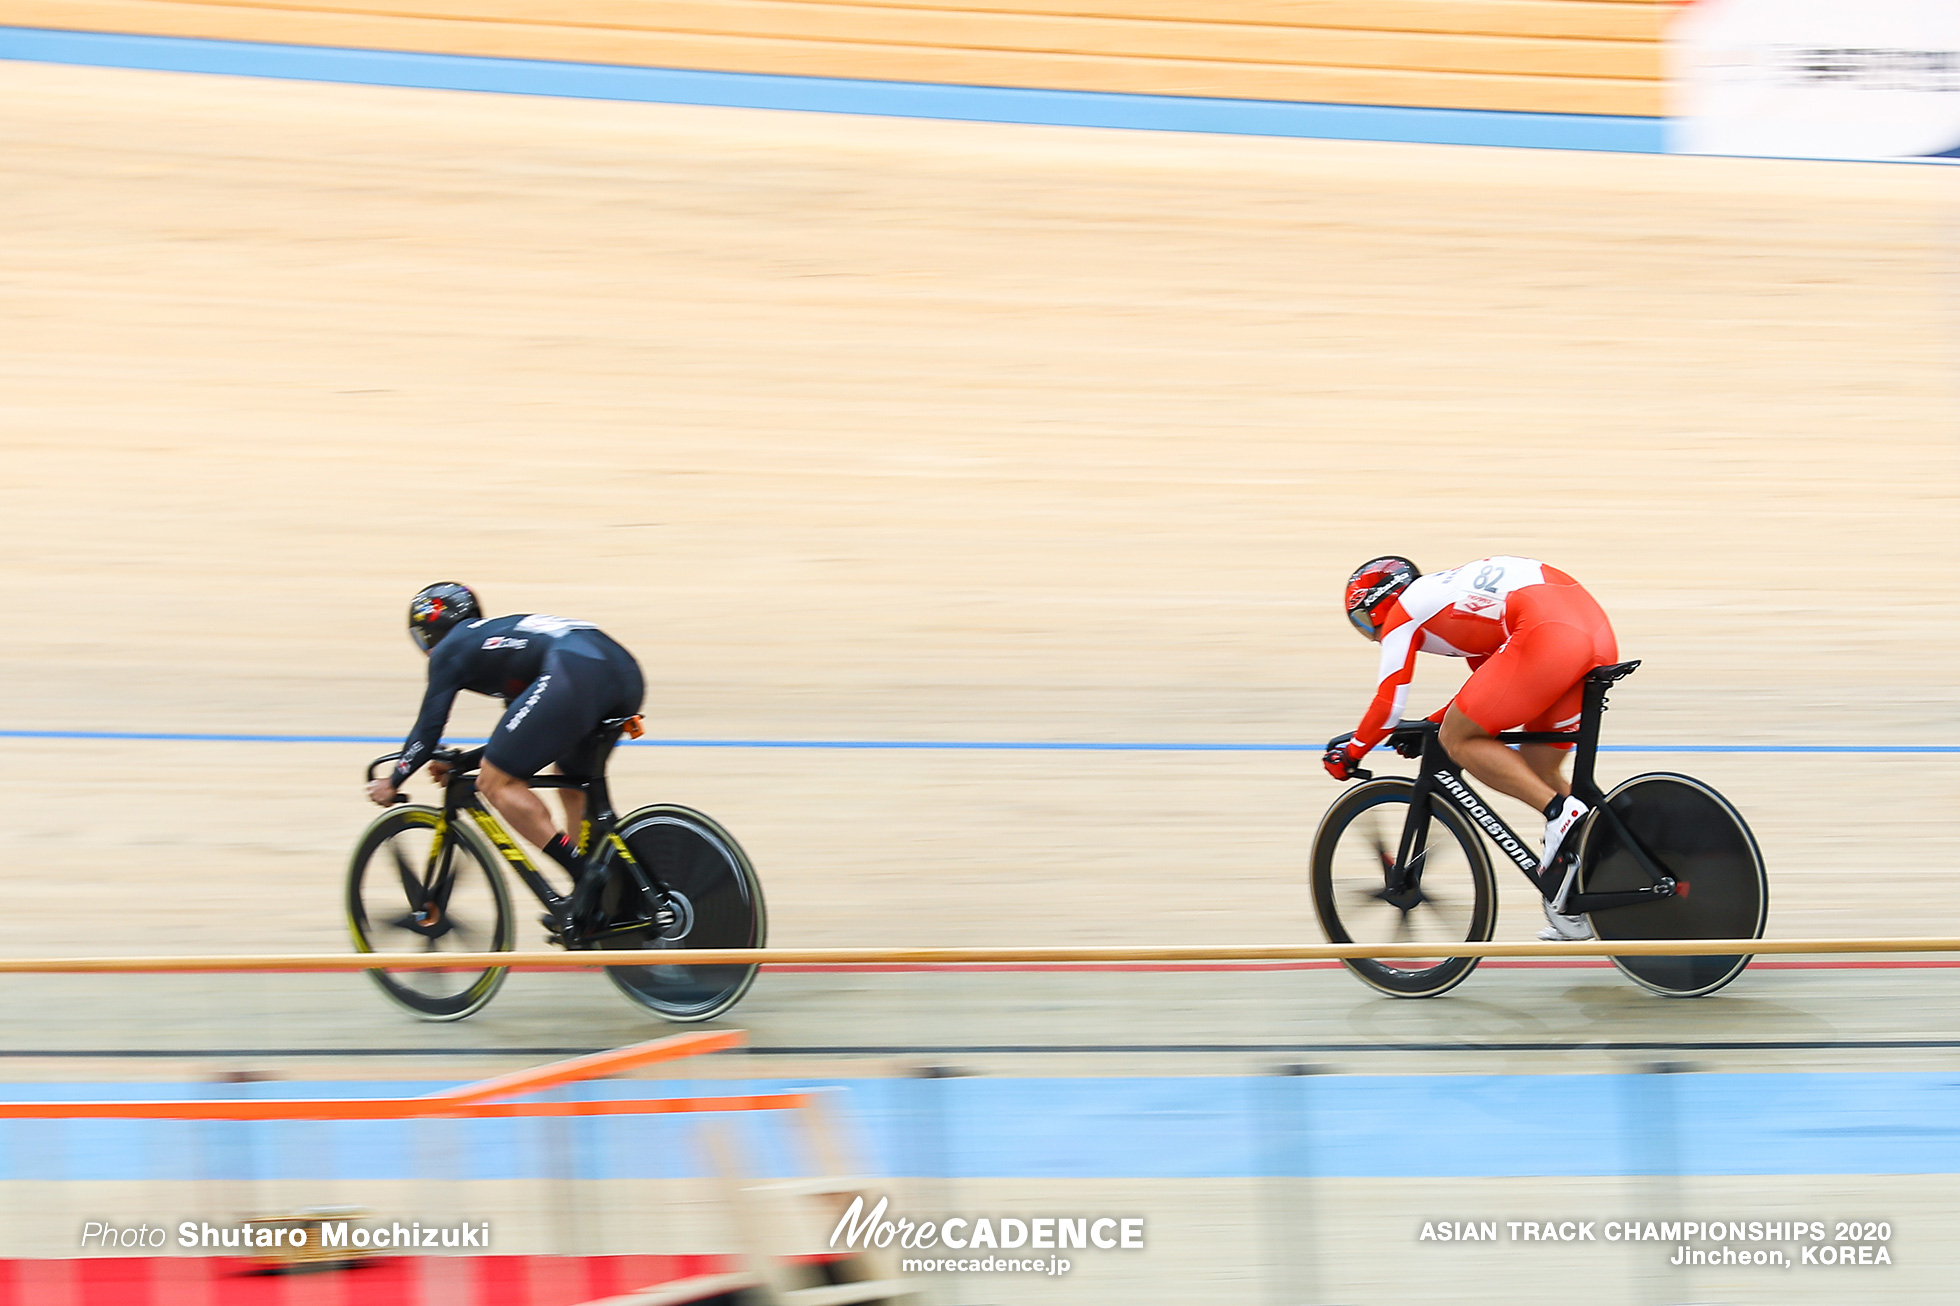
[409,624,440,653]
[1347,606,1381,640]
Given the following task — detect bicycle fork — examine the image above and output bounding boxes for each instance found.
[1387,802,1435,899]
[394,819,462,938]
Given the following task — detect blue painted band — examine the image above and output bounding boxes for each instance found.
[0,25,1666,154]
[7,1071,1960,1180]
[0,728,1953,754]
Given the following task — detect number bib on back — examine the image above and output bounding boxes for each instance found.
[1431,557,1546,622]
[514,615,597,638]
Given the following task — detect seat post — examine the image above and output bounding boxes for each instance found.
[1569,677,1611,803]
[578,718,639,827]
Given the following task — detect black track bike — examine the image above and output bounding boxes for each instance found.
[1310,661,1767,998]
[347,716,766,1022]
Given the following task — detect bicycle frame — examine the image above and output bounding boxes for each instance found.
[444,769,604,920]
[369,723,675,944]
[1381,668,1681,915]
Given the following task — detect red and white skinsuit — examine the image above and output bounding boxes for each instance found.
[1342,556,1617,767]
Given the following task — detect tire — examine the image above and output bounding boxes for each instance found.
[1311,776,1498,998]
[597,805,767,1022]
[346,806,514,1021]
[1578,773,1767,998]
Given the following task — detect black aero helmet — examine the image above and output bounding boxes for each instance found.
[407,582,483,652]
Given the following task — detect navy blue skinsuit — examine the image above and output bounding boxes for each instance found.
[389,614,644,789]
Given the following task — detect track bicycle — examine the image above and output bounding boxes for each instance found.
[347,715,766,1022]
[1310,661,1767,998]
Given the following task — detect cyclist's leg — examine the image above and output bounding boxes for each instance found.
[538,763,586,850]
[545,636,645,838]
[1440,620,1602,812]
[478,760,561,851]
[1440,706,1558,811]
[1521,743,1572,796]
[482,657,604,853]
[1519,681,1586,796]
[1517,596,1616,799]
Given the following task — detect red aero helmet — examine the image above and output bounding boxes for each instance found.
[1344,557,1419,640]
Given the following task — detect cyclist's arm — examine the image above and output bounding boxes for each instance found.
[389,665,466,789]
[1350,617,1425,752]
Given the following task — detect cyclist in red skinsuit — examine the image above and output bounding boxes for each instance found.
[1323,556,1618,940]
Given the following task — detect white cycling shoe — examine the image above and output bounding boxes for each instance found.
[1538,899,1594,942]
[1537,796,1593,941]
[1542,795,1588,869]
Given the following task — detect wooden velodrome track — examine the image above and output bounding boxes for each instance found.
[0,60,1955,989]
[3,61,1960,1306]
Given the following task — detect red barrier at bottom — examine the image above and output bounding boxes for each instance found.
[0,1255,738,1306]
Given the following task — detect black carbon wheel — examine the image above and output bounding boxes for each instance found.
[1579,773,1767,998]
[1311,776,1497,998]
[597,805,766,1022]
[346,806,513,1021]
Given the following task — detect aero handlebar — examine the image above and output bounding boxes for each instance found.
[364,747,471,804]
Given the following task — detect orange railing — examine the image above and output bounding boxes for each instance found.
[0,1028,806,1122]
[0,937,1943,975]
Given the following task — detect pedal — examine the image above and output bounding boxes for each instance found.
[1548,852,1582,914]
[566,872,606,935]
[539,913,568,948]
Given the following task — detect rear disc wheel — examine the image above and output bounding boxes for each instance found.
[597,805,766,1022]
[1579,773,1766,998]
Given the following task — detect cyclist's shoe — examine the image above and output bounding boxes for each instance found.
[1542,795,1588,870]
[567,866,606,933]
[1538,899,1594,942]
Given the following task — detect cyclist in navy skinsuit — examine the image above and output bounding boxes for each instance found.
[365,583,643,882]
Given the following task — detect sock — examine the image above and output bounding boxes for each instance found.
[1544,794,1571,821]
[543,833,581,874]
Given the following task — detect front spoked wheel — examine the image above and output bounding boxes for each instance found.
[1579,773,1766,998]
[347,806,514,1021]
[1311,777,1497,997]
[594,805,766,1022]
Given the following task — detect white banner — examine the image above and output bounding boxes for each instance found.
[1670,0,1960,159]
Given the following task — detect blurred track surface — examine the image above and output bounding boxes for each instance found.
[0,60,1955,991]
[2,62,1958,1303]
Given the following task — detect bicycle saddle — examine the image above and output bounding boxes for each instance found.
[1585,660,1641,684]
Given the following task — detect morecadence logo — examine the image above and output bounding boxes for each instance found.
[830,1195,1144,1276]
